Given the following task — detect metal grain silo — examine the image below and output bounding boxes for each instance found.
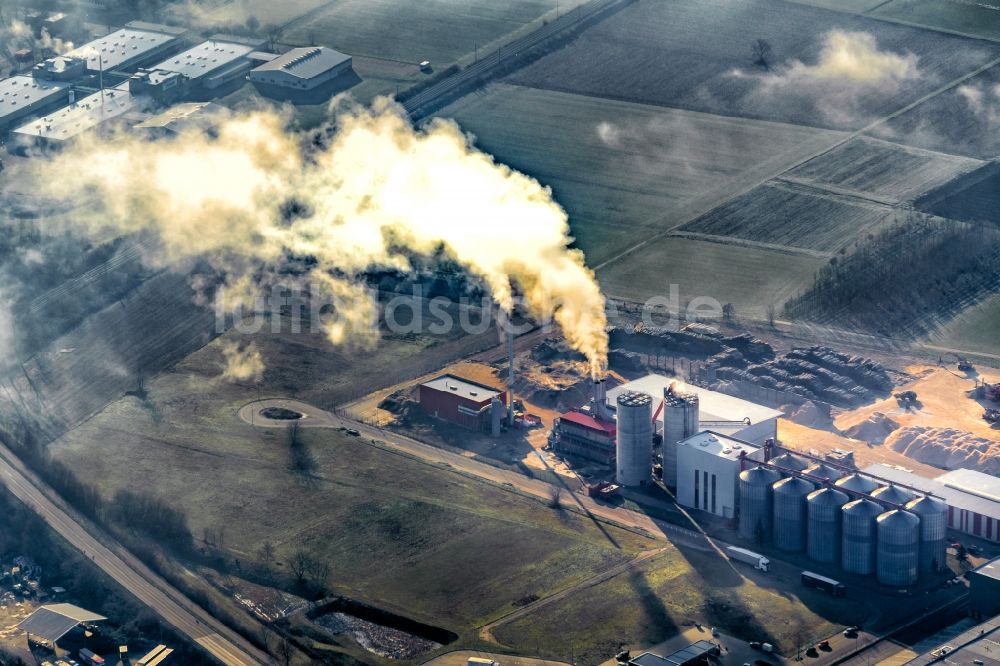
[772,476,815,551]
[841,499,882,575]
[739,466,782,541]
[616,391,653,487]
[661,384,698,488]
[771,452,809,475]
[804,462,844,483]
[835,473,880,495]
[871,484,916,508]
[905,495,948,574]
[876,509,920,587]
[807,487,849,563]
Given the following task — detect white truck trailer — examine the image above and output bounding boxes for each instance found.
[726,546,769,572]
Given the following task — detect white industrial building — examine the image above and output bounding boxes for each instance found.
[249,46,353,90]
[149,39,256,90]
[676,431,764,518]
[11,82,136,147]
[862,464,1000,543]
[606,374,782,443]
[0,76,71,132]
[64,22,183,73]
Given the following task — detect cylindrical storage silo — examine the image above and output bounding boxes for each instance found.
[841,499,882,575]
[616,391,653,487]
[905,495,948,574]
[807,487,849,563]
[772,476,815,551]
[662,387,698,488]
[835,473,880,495]
[876,509,920,587]
[804,462,844,483]
[771,452,809,475]
[739,466,782,541]
[871,484,916,508]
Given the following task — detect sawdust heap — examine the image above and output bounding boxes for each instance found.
[887,426,1000,475]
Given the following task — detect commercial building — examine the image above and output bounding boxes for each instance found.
[629,641,721,666]
[63,22,183,74]
[902,613,1000,666]
[134,101,230,137]
[606,374,782,443]
[418,374,506,433]
[148,39,257,91]
[676,431,763,518]
[11,82,137,148]
[555,409,617,464]
[249,46,353,90]
[18,603,106,649]
[969,556,1000,616]
[861,465,1000,543]
[0,76,72,133]
[127,68,190,105]
[32,55,88,82]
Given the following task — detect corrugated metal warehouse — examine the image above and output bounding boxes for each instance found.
[418,374,506,432]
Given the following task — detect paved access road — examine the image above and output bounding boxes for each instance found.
[0,443,271,666]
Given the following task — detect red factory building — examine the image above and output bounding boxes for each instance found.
[418,374,507,432]
[554,410,617,464]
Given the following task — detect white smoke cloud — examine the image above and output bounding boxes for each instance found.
[731,30,920,126]
[958,82,1000,125]
[28,98,608,375]
[220,340,264,382]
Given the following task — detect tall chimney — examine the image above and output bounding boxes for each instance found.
[507,327,515,425]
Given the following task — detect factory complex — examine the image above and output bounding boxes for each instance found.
[0,20,356,151]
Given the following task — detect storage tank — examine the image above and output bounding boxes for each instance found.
[871,484,916,508]
[807,487,849,563]
[876,509,920,587]
[770,452,809,474]
[835,473,880,495]
[905,495,948,574]
[772,476,815,551]
[841,499,882,575]
[739,466,782,541]
[616,391,653,487]
[662,384,698,488]
[804,462,844,483]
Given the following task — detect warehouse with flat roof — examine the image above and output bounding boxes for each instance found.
[149,39,257,90]
[418,374,506,432]
[11,82,136,147]
[0,76,71,133]
[249,46,353,90]
[64,22,183,73]
[862,464,1000,543]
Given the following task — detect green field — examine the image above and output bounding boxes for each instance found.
[787,137,983,204]
[597,235,824,319]
[47,323,655,636]
[439,84,844,266]
[928,293,1000,357]
[778,0,884,11]
[284,0,585,66]
[873,0,1000,41]
[681,181,895,253]
[492,551,854,665]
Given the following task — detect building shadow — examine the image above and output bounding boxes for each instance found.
[252,69,362,105]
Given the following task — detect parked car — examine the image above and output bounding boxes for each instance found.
[749,642,762,650]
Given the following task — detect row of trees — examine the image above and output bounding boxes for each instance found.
[785,213,1000,337]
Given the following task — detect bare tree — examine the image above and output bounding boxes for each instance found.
[766,303,777,328]
[547,485,562,509]
[265,24,284,51]
[751,38,773,69]
[290,550,313,585]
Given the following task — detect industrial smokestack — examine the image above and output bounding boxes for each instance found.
[507,327,515,426]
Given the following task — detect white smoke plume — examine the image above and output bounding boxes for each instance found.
[731,30,920,126]
[220,340,265,383]
[958,82,1000,125]
[29,98,608,375]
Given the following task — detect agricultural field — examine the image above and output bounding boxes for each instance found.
[872,0,1000,42]
[786,136,983,204]
[439,84,845,266]
[491,547,857,665]
[680,181,895,253]
[915,162,1000,227]
[506,0,999,129]
[283,0,586,68]
[779,0,883,11]
[166,0,332,29]
[927,293,1000,357]
[871,64,1000,160]
[596,235,825,319]
[47,326,656,638]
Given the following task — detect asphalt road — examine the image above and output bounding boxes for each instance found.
[0,443,271,666]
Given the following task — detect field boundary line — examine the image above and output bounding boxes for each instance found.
[668,230,836,259]
[593,53,1000,275]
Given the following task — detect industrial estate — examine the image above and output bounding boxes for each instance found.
[0,0,999,666]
